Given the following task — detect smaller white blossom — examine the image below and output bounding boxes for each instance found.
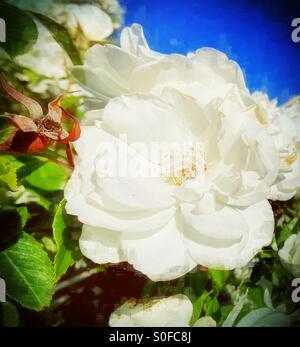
[50,3,113,42]
[109,295,216,327]
[279,233,300,277]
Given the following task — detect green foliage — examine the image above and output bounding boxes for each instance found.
[247,286,264,308]
[205,296,220,317]
[41,236,57,254]
[16,156,47,179]
[0,157,18,191]
[208,269,229,292]
[0,302,20,327]
[53,200,80,282]
[190,290,210,326]
[17,187,52,210]
[60,95,84,119]
[185,269,208,297]
[0,2,38,58]
[222,289,291,327]
[29,11,82,65]
[24,161,68,191]
[222,292,248,327]
[277,216,299,249]
[236,306,290,327]
[0,232,54,310]
[0,206,27,251]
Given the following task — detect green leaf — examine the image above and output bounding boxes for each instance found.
[0,161,6,175]
[0,302,19,327]
[41,236,57,253]
[17,206,28,229]
[53,200,80,282]
[205,296,220,317]
[190,291,209,326]
[0,232,54,310]
[29,11,82,65]
[277,224,293,249]
[222,292,248,327]
[260,250,273,259]
[24,161,68,191]
[0,2,38,58]
[263,289,274,310]
[16,156,47,179]
[236,307,290,327]
[208,269,229,292]
[257,276,273,294]
[0,206,27,251]
[185,270,208,296]
[247,287,264,308]
[0,157,18,191]
[271,263,282,287]
[141,280,157,298]
[220,304,234,325]
[15,187,52,210]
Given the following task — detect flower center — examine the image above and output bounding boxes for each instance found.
[171,163,198,185]
[256,104,269,125]
[284,148,298,166]
[159,143,205,186]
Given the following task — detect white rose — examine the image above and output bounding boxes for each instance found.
[109,294,216,327]
[252,92,300,201]
[72,23,247,108]
[50,3,113,42]
[279,233,300,277]
[65,63,277,280]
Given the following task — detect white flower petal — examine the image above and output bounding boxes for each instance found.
[120,23,162,61]
[121,217,196,281]
[97,177,175,210]
[129,49,246,104]
[72,66,124,100]
[102,90,207,146]
[74,4,113,41]
[78,218,196,281]
[193,316,217,327]
[66,190,176,233]
[80,224,124,264]
[181,198,274,269]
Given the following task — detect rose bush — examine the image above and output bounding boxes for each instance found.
[65,24,279,281]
